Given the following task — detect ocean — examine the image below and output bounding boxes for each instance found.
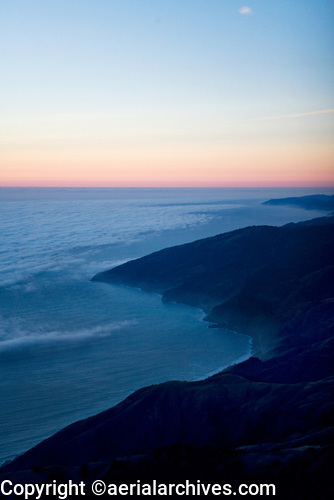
[0,186,331,464]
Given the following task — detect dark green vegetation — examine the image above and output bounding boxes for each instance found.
[1,216,334,499]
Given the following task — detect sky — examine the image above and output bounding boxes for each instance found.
[0,0,333,187]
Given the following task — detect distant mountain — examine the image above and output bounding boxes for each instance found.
[2,216,334,499]
[263,194,334,212]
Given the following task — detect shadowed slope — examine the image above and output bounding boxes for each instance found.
[93,217,334,356]
[1,217,334,499]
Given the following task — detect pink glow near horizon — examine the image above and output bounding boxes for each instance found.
[2,109,333,188]
[2,168,333,188]
[2,127,333,188]
[1,178,333,188]
[2,150,333,188]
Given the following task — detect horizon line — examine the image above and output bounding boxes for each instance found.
[1,184,334,189]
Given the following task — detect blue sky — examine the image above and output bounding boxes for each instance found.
[1,0,333,186]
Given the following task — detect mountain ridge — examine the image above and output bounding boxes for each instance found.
[1,215,333,499]
[92,216,334,357]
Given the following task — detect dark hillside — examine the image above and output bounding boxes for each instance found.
[93,217,334,355]
[2,216,333,499]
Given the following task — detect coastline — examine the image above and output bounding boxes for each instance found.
[203,314,277,360]
[196,315,253,380]
[1,214,333,499]
[0,287,251,467]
